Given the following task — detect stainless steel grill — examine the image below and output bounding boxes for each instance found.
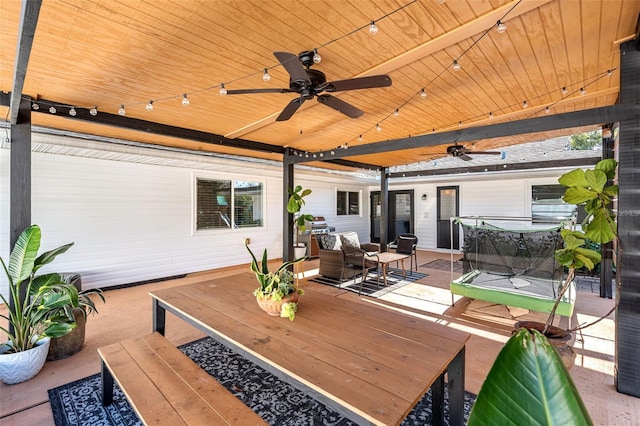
[304,216,335,234]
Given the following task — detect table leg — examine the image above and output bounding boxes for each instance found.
[400,258,407,278]
[101,360,114,406]
[382,263,388,286]
[152,298,166,336]
[431,372,445,425]
[448,346,466,426]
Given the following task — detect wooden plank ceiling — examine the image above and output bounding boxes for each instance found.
[1,0,638,170]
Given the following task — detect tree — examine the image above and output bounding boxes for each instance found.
[569,131,601,150]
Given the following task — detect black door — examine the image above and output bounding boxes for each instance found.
[437,186,459,249]
[370,190,414,244]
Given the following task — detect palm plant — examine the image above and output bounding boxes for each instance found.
[0,225,78,353]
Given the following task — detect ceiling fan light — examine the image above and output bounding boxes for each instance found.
[182,94,190,106]
[496,20,507,33]
[90,106,98,116]
[312,49,321,64]
[69,107,77,116]
[219,83,227,96]
[262,68,271,82]
[118,105,126,116]
[452,60,461,71]
[146,100,154,111]
[369,21,378,35]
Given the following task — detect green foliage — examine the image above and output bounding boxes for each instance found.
[568,131,601,150]
[467,329,593,425]
[0,225,80,352]
[287,185,314,234]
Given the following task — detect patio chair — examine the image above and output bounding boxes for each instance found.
[317,232,379,284]
[389,233,418,273]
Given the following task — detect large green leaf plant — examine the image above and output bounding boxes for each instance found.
[287,185,314,246]
[1,225,79,353]
[468,159,618,425]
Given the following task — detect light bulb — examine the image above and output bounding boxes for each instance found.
[452,60,461,71]
[32,103,39,110]
[580,87,587,95]
[437,0,445,4]
[330,150,335,155]
[522,100,528,109]
[376,123,382,132]
[394,108,399,117]
[545,106,550,114]
[496,20,507,33]
[49,106,56,114]
[90,106,98,116]
[561,86,568,95]
[489,112,494,119]
[358,135,363,142]
[369,21,378,35]
[69,107,77,116]
[458,121,462,127]
[607,69,613,76]
[146,100,154,111]
[420,88,427,99]
[118,105,126,116]
[312,49,321,64]
[182,94,190,106]
[219,83,227,96]
[262,68,271,82]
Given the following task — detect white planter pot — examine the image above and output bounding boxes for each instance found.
[294,244,307,259]
[0,337,51,385]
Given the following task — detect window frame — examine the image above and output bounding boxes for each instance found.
[336,189,361,216]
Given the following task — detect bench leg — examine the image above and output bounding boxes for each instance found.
[153,298,166,335]
[101,360,114,406]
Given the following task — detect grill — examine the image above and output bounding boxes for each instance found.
[299,216,335,258]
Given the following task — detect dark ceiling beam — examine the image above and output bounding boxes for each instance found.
[22,99,285,154]
[291,103,640,164]
[387,157,599,178]
[320,159,379,170]
[9,0,42,125]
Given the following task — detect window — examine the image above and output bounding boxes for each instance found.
[337,190,360,216]
[196,178,263,230]
[531,184,585,223]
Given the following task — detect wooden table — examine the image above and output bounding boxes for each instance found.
[367,252,411,286]
[150,273,470,426]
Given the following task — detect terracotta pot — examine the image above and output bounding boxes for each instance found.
[515,321,576,370]
[0,337,51,385]
[256,292,299,316]
[47,308,86,361]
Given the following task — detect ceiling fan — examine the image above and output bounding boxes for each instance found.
[225,50,392,121]
[446,144,505,161]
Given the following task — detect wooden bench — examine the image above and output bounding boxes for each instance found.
[98,332,267,426]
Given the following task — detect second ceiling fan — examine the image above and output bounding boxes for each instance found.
[446,144,505,161]
[225,50,392,121]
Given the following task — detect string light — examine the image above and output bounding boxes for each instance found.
[545,106,550,114]
[496,20,507,33]
[452,60,461,71]
[146,100,154,111]
[262,68,271,82]
[49,106,56,114]
[376,123,382,131]
[69,107,77,116]
[90,106,98,116]
[394,108,399,117]
[358,135,363,142]
[561,86,568,95]
[312,48,321,64]
[181,94,190,106]
[32,102,39,110]
[580,87,587,95]
[420,88,427,98]
[369,21,378,35]
[488,112,493,119]
[607,69,613,76]
[219,83,227,95]
[522,100,528,109]
[118,105,126,116]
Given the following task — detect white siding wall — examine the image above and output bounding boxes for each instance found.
[0,138,372,293]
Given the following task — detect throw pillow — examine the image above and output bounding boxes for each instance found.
[317,234,341,250]
[340,232,361,249]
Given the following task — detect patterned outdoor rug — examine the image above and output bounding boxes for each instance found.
[309,268,428,297]
[421,258,463,272]
[49,337,475,426]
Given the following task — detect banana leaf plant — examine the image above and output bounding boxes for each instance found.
[0,225,79,353]
[467,329,593,425]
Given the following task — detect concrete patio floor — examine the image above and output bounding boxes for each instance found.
[1,250,637,425]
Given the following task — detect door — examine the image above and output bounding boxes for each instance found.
[370,190,414,244]
[437,186,459,249]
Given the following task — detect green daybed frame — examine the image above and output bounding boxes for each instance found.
[450,217,576,321]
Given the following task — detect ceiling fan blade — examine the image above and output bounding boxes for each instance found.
[273,51,310,85]
[317,94,363,118]
[324,75,392,92]
[468,151,503,155]
[459,154,473,161]
[276,97,305,121]
[226,88,292,95]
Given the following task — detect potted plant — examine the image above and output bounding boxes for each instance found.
[0,225,79,384]
[468,158,618,424]
[46,275,105,361]
[287,185,314,258]
[245,243,305,321]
